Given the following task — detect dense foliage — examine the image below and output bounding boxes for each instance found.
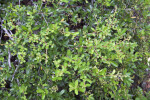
[0,0,150,99]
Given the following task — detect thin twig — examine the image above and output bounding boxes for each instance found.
[31,0,38,8]
[0,18,2,43]
[17,78,20,86]
[91,0,95,6]
[39,1,43,10]
[19,0,20,7]
[9,30,13,35]
[41,13,49,27]
[11,56,20,83]
[45,43,48,64]
[11,65,19,82]
[8,48,12,68]
[0,44,11,45]
[2,28,14,41]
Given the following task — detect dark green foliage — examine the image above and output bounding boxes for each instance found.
[0,0,150,99]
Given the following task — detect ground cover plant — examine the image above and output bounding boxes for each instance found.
[0,0,150,99]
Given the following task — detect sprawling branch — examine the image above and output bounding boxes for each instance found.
[2,28,14,69]
[2,27,20,85]
[2,28,14,41]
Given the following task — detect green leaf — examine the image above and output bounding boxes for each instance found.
[86,78,92,84]
[73,32,79,36]
[44,89,48,94]
[99,68,107,76]
[120,28,127,35]
[59,89,65,95]
[69,82,74,92]
[27,11,32,15]
[57,77,62,80]
[74,65,78,71]
[67,50,71,56]
[61,0,69,3]
[32,25,41,31]
[75,80,78,88]
[111,69,116,75]
[78,47,83,53]
[0,57,4,62]
[64,32,71,37]
[110,61,118,67]
[75,89,78,95]
[43,84,48,87]
[12,13,17,17]
[21,25,28,31]
[135,98,140,100]
[37,88,44,93]
[85,84,91,87]
[147,14,150,16]
[52,77,57,81]
[42,93,45,100]
[79,87,86,92]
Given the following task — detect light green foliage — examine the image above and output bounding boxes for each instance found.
[0,0,150,99]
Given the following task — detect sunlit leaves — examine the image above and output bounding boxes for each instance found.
[36,88,48,100]
[0,0,149,99]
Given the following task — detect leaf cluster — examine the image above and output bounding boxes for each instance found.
[0,0,150,99]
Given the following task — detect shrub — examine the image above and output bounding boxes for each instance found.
[0,0,150,99]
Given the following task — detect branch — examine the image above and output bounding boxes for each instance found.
[11,58,20,83]
[2,27,21,82]
[2,28,14,68]
[17,78,20,86]
[30,0,38,8]
[2,28,14,41]
[8,48,12,68]
[9,30,13,35]
[41,13,48,27]
[0,19,3,43]
[19,0,20,7]
[11,65,19,82]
